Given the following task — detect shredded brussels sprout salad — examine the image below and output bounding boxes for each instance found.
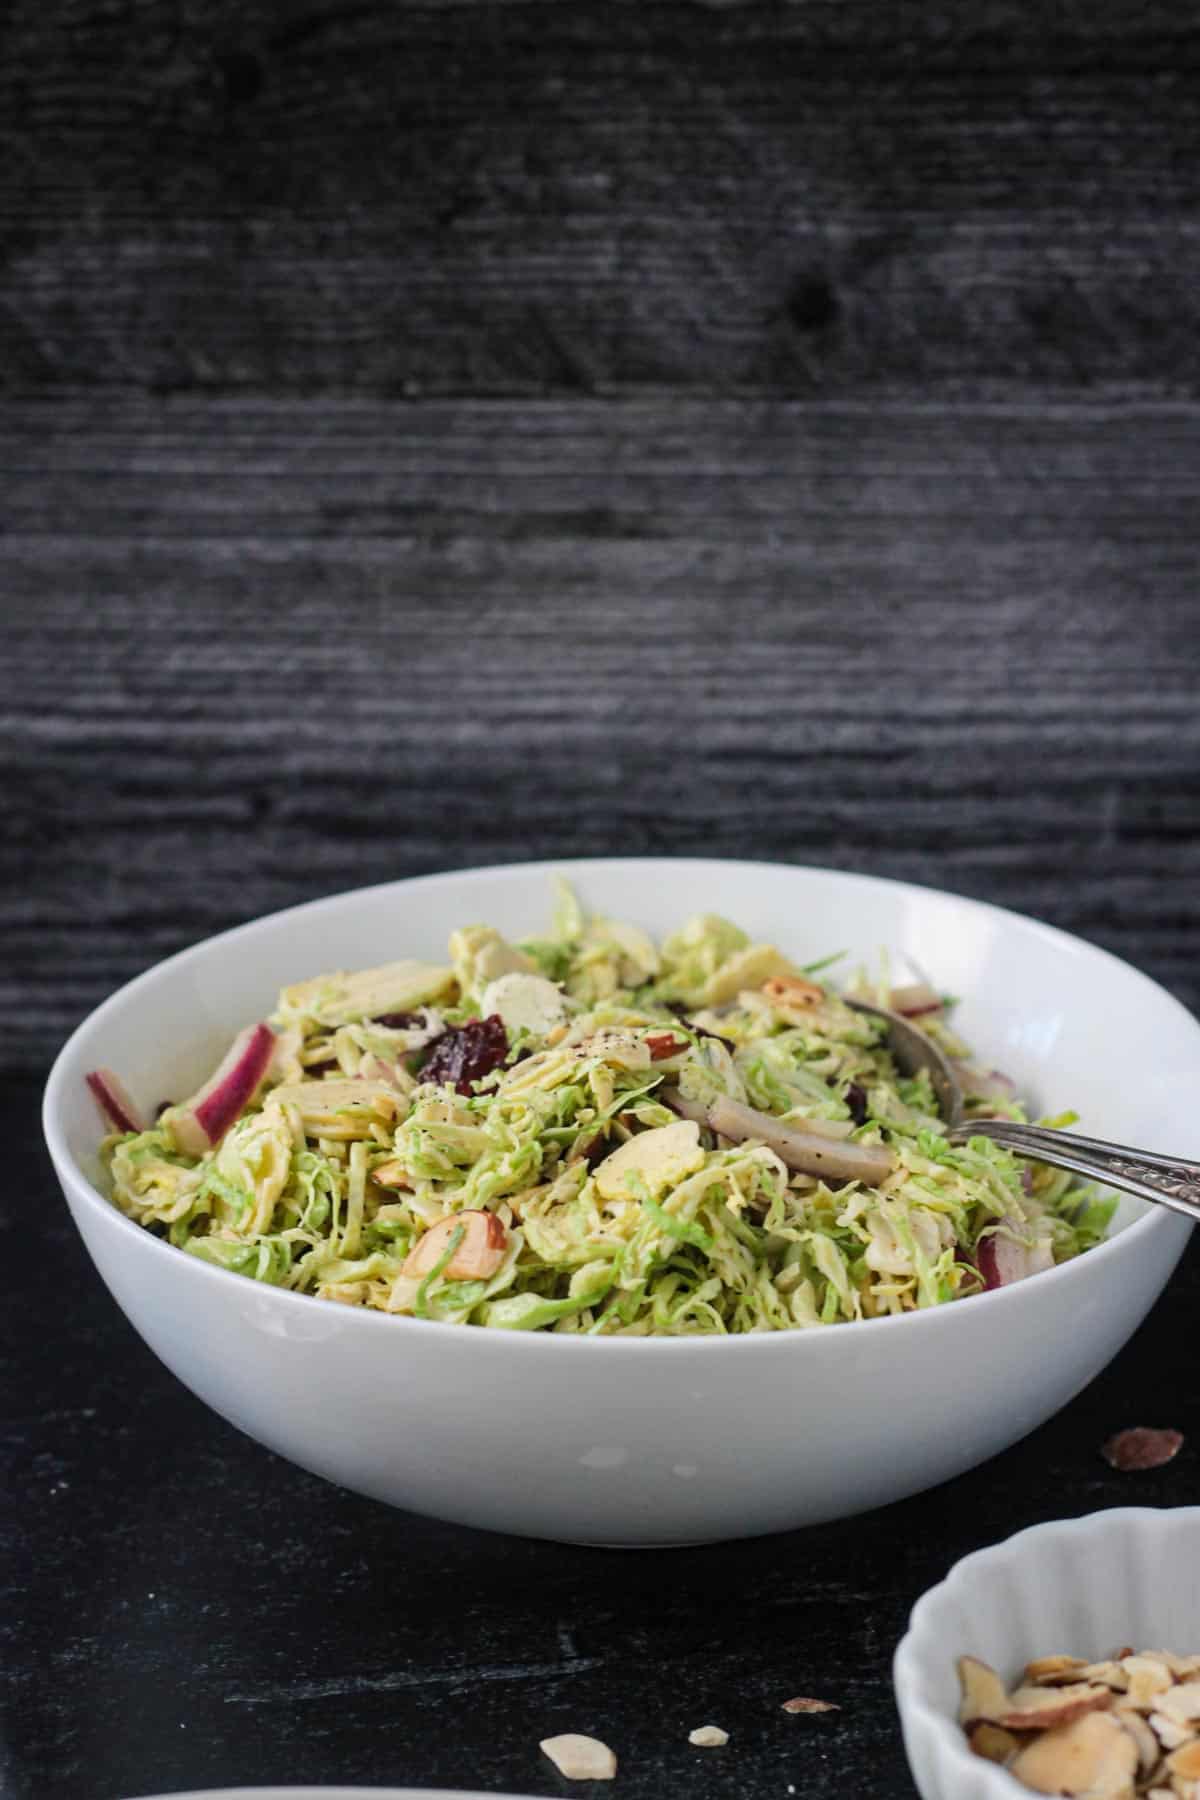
[91,881,1116,1335]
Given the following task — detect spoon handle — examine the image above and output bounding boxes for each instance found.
[947,1119,1200,1227]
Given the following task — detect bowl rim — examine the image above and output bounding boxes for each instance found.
[892,1505,1200,1797]
[42,855,1200,1358]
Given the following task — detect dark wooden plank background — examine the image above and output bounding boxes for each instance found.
[3,5,1200,1798]
[5,1,1200,397]
[5,400,1199,1077]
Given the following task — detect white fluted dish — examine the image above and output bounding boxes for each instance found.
[42,860,1200,1545]
[894,1508,1200,1800]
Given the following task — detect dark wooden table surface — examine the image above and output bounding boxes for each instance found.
[4,5,1200,1798]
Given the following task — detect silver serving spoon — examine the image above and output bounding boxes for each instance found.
[848,1000,1200,1227]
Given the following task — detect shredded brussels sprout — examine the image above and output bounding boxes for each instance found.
[98,887,1115,1334]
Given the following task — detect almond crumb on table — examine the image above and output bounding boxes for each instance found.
[1100,1427,1184,1472]
[539,1732,619,1781]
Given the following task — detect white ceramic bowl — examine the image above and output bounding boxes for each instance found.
[894,1507,1200,1800]
[43,859,1199,1546]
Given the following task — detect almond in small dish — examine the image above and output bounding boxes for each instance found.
[958,1646,1200,1796]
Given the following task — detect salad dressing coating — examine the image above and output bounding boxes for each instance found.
[98,883,1114,1334]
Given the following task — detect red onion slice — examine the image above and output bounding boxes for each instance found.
[660,1088,894,1185]
[168,1022,276,1156]
[976,1219,1055,1289]
[85,1068,147,1135]
[660,1087,710,1126]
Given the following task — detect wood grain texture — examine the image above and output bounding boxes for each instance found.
[4,7,1200,1797]
[4,1,1200,394]
[4,394,1199,1075]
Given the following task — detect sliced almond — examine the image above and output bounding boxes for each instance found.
[1125,1656,1177,1710]
[1166,1740,1200,1780]
[781,1696,841,1715]
[1150,1714,1194,1750]
[702,942,799,1005]
[967,1722,1020,1764]
[1008,1709,1138,1797]
[371,1158,412,1189]
[762,975,825,1009]
[992,1682,1114,1732]
[957,1655,1011,1726]
[1026,1656,1089,1685]
[954,1646,1200,1792]
[1157,1684,1200,1728]
[1115,1706,1163,1776]
[402,1210,509,1281]
[1151,1651,1199,1678]
[539,1734,617,1781]
[1079,1661,1131,1692]
[688,1725,729,1747]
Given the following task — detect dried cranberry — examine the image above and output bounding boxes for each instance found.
[844,1082,868,1125]
[372,1011,423,1030]
[305,1058,339,1077]
[418,1015,510,1095]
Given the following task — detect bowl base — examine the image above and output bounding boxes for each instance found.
[574,1538,718,1551]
